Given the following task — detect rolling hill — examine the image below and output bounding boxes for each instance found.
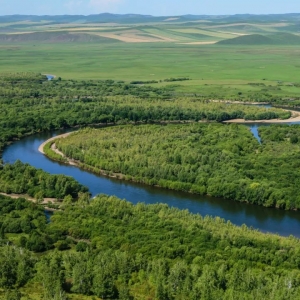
[217,32,300,45]
[1,13,300,45]
[1,13,300,25]
[0,31,119,43]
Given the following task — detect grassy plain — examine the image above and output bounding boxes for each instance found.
[1,43,300,98]
[1,16,300,98]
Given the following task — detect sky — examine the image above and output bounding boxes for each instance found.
[0,0,300,16]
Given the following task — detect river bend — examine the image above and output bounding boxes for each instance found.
[3,127,300,237]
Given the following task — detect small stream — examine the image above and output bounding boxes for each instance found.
[248,124,262,144]
[232,103,300,143]
[46,75,55,80]
[45,210,53,223]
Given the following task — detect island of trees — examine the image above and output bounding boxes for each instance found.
[50,123,300,210]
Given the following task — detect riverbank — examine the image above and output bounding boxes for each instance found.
[0,192,57,205]
[38,132,73,154]
[211,100,270,105]
[39,132,128,179]
[224,109,300,123]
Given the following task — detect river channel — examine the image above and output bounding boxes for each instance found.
[3,124,300,238]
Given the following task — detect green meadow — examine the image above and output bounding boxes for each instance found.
[1,43,300,98]
[1,14,300,99]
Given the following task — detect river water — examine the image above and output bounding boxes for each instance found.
[3,127,300,237]
[46,75,55,80]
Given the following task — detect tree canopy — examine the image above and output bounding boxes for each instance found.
[1,194,300,299]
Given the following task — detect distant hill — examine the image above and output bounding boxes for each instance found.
[219,13,300,23]
[1,13,300,24]
[0,31,119,43]
[0,14,166,24]
[1,13,300,45]
[217,33,300,45]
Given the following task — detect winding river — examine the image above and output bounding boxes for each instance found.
[3,124,300,237]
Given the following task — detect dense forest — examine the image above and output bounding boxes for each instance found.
[1,194,300,299]
[0,73,291,153]
[1,73,300,298]
[53,123,300,210]
[0,160,88,199]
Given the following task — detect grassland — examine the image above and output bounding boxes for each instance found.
[1,42,300,99]
[1,15,300,99]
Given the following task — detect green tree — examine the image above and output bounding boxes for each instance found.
[37,251,66,300]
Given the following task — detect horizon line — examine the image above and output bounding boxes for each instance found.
[1,12,300,17]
